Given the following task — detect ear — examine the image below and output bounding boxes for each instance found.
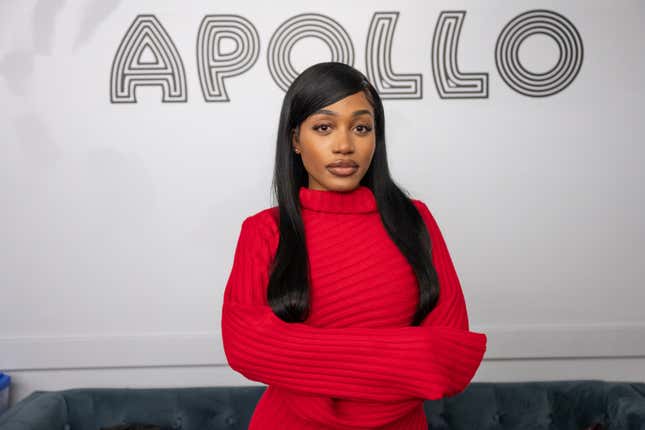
[291,128,299,151]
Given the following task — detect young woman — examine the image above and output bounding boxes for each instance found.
[221,62,487,429]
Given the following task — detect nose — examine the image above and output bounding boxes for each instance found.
[333,130,354,153]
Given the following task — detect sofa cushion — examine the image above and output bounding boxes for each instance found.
[1,380,644,430]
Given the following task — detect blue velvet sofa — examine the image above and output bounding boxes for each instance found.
[1,380,644,429]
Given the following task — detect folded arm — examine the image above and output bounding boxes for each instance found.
[221,203,486,402]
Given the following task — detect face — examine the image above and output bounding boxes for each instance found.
[291,90,376,192]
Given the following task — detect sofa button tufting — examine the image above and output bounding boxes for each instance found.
[172,416,183,429]
[226,416,237,425]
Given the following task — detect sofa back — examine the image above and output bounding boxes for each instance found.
[1,380,644,430]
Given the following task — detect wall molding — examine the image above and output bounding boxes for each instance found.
[2,322,645,371]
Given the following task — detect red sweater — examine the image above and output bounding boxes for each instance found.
[221,185,487,429]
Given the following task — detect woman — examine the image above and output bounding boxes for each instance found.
[221,62,487,429]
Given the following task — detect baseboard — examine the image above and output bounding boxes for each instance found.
[1,322,644,370]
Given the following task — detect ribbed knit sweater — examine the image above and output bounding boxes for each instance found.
[221,185,487,429]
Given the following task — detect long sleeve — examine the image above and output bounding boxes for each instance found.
[220,205,487,403]
[414,199,474,331]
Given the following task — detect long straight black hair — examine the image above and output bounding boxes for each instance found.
[268,61,439,326]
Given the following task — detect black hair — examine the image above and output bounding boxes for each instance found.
[268,61,439,326]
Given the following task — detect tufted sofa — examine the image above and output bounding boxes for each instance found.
[1,380,644,429]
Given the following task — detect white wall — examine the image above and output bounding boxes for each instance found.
[2,0,644,408]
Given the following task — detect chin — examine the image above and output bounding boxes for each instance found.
[310,170,364,191]
[326,178,362,191]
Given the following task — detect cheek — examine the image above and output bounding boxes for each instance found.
[299,132,324,154]
[360,141,376,164]
[299,139,327,169]
[304,149,328,170]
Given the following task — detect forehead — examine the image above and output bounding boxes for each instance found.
[310,91,373,118]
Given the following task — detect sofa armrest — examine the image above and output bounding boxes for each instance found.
[0,391,68,430]
[608,383,645,430]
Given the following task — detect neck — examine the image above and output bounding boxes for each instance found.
[298,185,378,214]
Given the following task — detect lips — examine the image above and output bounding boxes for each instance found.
[327,160,358,168]
[327,165,358,177]
[326,160,359,177]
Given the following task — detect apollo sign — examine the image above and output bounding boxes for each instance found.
[110,9,583,103]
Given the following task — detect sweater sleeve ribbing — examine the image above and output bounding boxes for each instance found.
[221,207,487,402]
[414,199,474,331]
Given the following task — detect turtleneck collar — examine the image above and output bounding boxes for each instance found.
[299,185,378,214]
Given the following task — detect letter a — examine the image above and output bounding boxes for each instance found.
[111,14,187,103]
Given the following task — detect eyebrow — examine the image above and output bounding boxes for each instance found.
[312,109,373,117]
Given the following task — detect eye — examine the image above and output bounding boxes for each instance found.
[313,123,332,133]
[355,124,373,134]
